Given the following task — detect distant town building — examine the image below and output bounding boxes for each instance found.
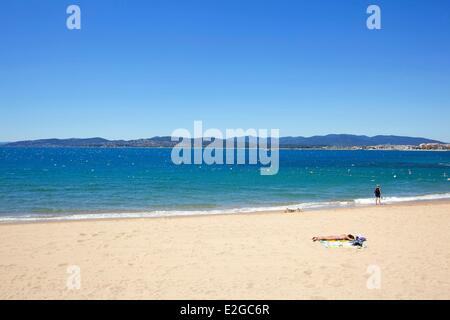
[419,143,450,150]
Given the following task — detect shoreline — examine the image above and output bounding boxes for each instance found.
[1,200,449,299]
[2,194,450,225]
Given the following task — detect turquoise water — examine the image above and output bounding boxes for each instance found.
[0,148,449,221]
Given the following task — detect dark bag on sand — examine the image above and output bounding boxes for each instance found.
[352,236,367,246]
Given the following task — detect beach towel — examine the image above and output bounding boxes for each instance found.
[319,240,367,249]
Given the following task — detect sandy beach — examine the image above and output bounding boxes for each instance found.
[0,201,449,300]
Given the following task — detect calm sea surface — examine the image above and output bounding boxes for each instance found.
[0,148,449,221]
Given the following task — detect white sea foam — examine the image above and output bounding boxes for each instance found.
[354,192,450,205]
[1,192,450,223]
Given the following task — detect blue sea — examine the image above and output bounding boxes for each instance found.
[0,147,449,222]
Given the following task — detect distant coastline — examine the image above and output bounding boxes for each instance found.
[2,134,448,150]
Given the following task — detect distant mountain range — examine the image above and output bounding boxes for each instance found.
[2,134,445,148]
[278,134,445,147]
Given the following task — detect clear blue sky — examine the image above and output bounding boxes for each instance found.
[1,0,450,142]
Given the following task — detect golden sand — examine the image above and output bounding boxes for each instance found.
[0,201,449,299]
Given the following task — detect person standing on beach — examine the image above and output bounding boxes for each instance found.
[374,185,382,205]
